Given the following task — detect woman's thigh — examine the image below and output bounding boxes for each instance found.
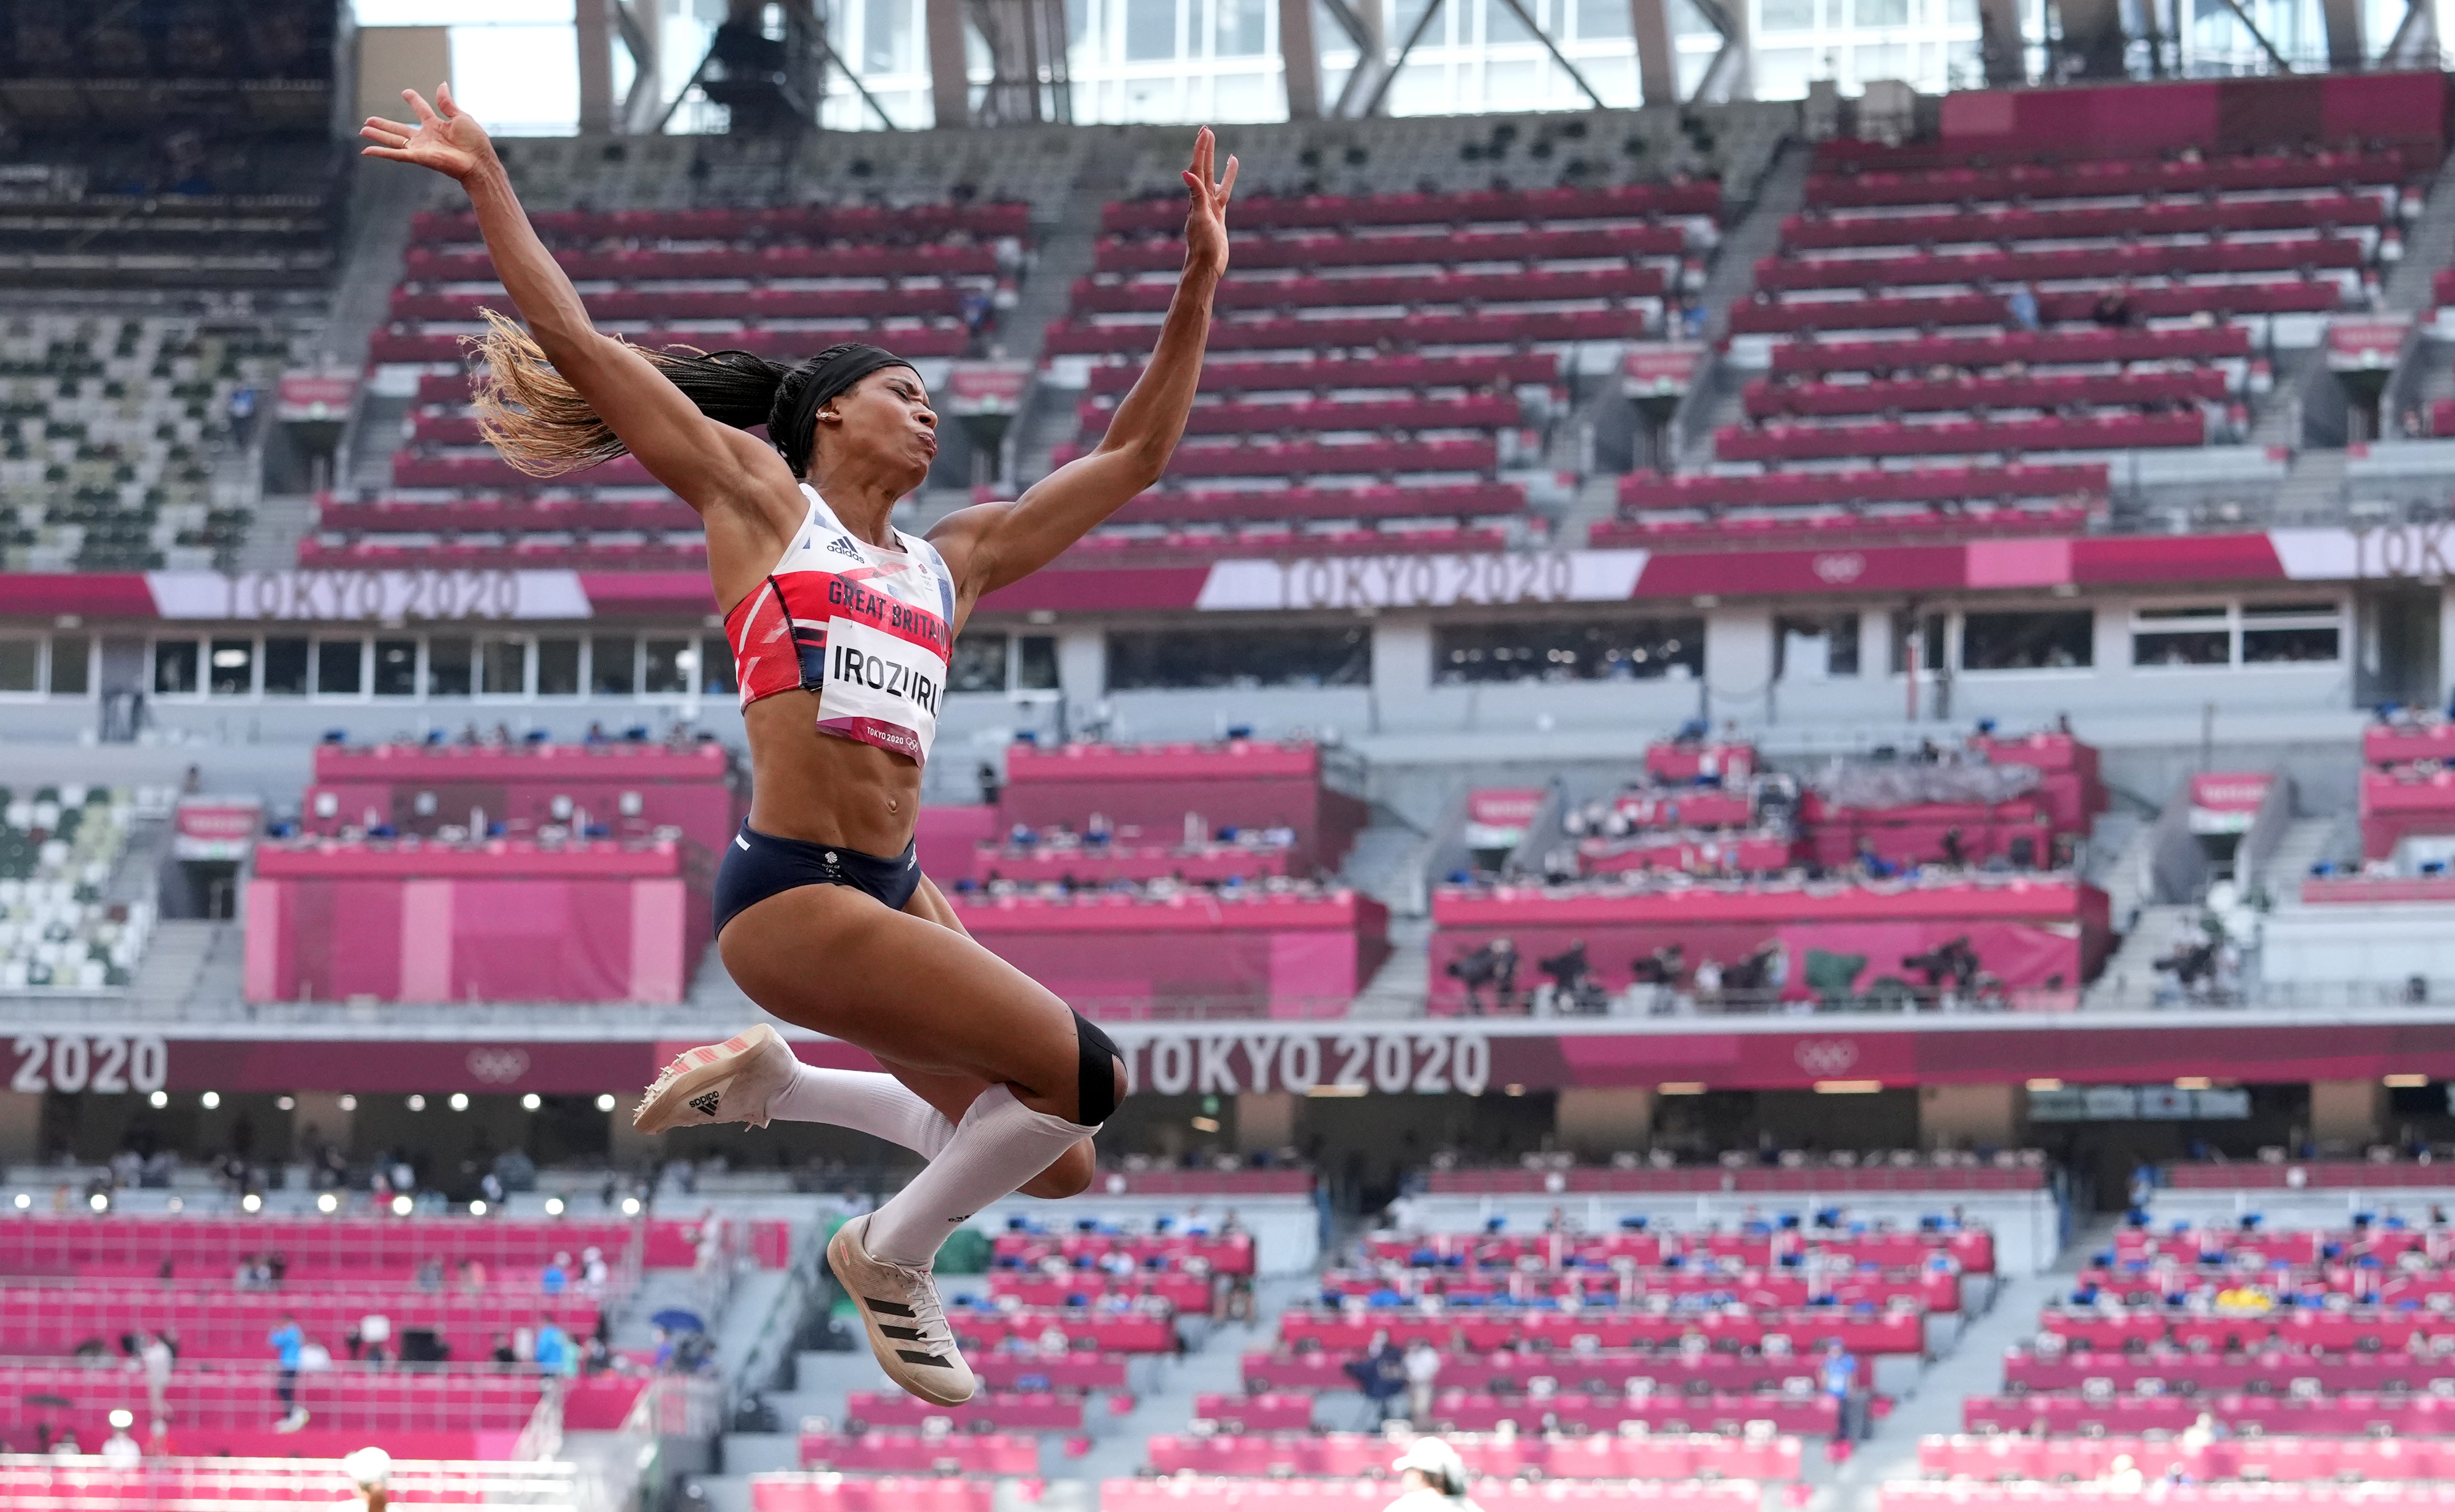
[717,880,1085,1116]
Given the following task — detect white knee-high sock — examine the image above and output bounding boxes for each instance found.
[863,1084,1095,1266]
[767,1066,956,1158]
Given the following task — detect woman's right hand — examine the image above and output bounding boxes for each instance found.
[360,84,493,183]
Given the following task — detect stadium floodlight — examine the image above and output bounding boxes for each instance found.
[522,1093,543,1111]
[449,1093,470,1112]
[200,1091,220,1109]
[109,1411,133,1430]
[11,1194,26,1211]
[338,1095,358,1112]
[595,1093,617,1113]
[391,1194,415,1217]
[544,1196,567,1216]
[317,1192,340,1214]
[621,1196,643,1216]
[469,1199,489,1216]
[407,1094,426,1111]
[88,1192,108,1212]
[242,1193,263,1213]
[148,1090,168,1109]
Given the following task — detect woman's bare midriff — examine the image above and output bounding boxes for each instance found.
[740,692,925,857]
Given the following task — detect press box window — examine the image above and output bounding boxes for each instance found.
[2242,601,2342,663]
[1961,610,2093,671]
[317,640,365,696]
[477,638,528,697]
[537,638,583,697]
[48,635,90,696]
[2133,604,2230,667]
[698,636,738,697]
[1107,625,1370,690]
[372,639,419,697]
[590,637,637,697]
[208,638,256,697]
[643,638,692,695]
[1776,614,1859,680]
[1434,618,1702,685]
[153,640,200,696]
[950,633,1010,694]
[426,637,473,698]
[0,639,36,694]
[263,637,309,697]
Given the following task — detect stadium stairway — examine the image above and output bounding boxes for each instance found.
[2088,902,2207,1007]
[1814,1217,2090,1512]
[2384,148,2455,312]
[2260,814,2350,898]
[1671,139,1808,470]
[2268,443,2348,518]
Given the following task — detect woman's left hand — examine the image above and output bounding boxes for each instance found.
[1183,126,1238,278]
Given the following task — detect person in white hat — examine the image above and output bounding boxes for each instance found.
[342,1446,392,1511]
[1387,1437,1482,1511]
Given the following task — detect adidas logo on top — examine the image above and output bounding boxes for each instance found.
[825,536,863,559]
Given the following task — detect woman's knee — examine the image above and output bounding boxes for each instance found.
[1019,1138,1098,1200]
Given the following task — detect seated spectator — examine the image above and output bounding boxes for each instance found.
[2090,283,2137,329]
[2005,282,2040,331]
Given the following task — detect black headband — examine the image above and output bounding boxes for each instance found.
[769,344,915,476]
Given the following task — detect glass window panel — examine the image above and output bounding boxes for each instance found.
[0,640,36,693]
[1577,0,1633,37]
[2133,630,2231,667]
[1125,0,1179,59]
[863,0,909,71]
[590,636,638,697]
[1216,0,1268,53]
[427,637,473,698]
[263,637,310,697]
[1776,614,1860,679]
[48,635,90,696]
[1854,0,1910,24]
[318,640,366,697]
[1486,0,1536,43]
[1760,0,1816,30]
[1961,610,2093,671]
[478,638,529,697]
[373,639,419,697]
[537,638,582,696]
[2242,600,2339,620]
[1433,618,1703,685]
[2243,626,2341,663]
[1107,625,1371,689]
[699,635,738,697]
[950,632,1011,694]
[644,638,691,695]
[1018,635,1059,691]
[207,638,255,697]
[153,640,200,696]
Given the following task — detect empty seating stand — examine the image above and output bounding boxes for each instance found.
[1043,182,1715,565]
[325,189,1034,574]
[1604,136,2422,550]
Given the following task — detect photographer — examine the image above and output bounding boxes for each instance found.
[1536,938,1603,1016]
[1444,938,1519,1015]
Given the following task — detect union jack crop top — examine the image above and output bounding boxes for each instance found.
[722,483,958,765]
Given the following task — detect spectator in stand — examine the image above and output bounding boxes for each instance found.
[268,1313,308,1432]
[1386,1437,1482,1512]
[99,1414,141,1469]
[533,1315,576,1377]
[490,1333,518,1366]
[1402,1337,1442,1424]
[1821,1341,1860,1443]
[2005,282,2040,332]
[1348,1332,1409,1426]
[541,1252,571,1296]
[977,762,1003,807]
[581,1246,610,1294]
[356,1309,393,1369]
[2090,282,2138,329]
[139,1331,174,1424]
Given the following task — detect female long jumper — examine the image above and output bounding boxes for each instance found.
[362,86,1233,1405]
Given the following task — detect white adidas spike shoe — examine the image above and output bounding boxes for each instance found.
[632,1023,800,1134]
[828,1213,977,1407]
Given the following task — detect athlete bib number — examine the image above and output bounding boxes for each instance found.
[815,615,944,763]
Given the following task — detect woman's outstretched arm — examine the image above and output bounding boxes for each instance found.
[360,86,793,529]
[930,128,1237,600]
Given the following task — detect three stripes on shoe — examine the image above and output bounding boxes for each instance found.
[863,1295,955,1369]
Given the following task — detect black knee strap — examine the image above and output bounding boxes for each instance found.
[1072,1010,1122,1126]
